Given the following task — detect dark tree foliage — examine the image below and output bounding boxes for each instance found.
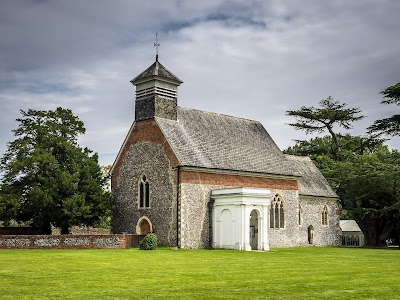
[286,97,364,159]
[381,82,400,105]
[285,135,400,246]
[285,134,385,158]
[0,108,111,234]
[368,82,400,136]
[368,115,400,137]
[319,147,400,246]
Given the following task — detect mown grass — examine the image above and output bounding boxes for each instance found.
[0,247,399,299]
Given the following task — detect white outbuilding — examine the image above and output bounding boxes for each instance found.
[340,220,365,247]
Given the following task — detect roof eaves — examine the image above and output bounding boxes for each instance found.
[180,165,300,179]
[154,117,183,165]
[110,121,136,175]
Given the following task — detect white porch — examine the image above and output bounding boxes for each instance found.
[211,187,271,251]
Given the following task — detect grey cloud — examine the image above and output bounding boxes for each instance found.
[0,0,399,169]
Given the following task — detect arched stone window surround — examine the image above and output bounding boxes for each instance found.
[138,173,150,209]
[249,208,263,250]
[321,205,328,225]
[298,205,303,226]
[270,194,285,229]
[308,225,314,244]
[136,216,153,235]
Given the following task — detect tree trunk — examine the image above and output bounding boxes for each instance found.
[61,226,70,234]
[357,217,393,246]
[41,222,52,235]
[326,126,340,160]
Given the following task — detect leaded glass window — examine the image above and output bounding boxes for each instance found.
[322,205,328,225]
[270,194,284,229]
[139,174,150,208]
[298,205,303,226]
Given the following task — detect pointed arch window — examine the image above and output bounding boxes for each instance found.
[322,205,328,225]
[139,174,150,208]
[298,205,303,226]
[270,194,285,229]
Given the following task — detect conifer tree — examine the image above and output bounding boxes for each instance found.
[0,107,111,234]
[286,97,364,159]
[368,82,400,136]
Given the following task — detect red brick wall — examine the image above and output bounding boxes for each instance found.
[180,170,298,190]
[111,120,179,188]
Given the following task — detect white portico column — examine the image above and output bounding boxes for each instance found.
[261,203,271,251]
[239,204,245,251]
[244,205,252,251]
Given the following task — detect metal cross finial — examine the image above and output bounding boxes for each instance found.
[154,32,160,61]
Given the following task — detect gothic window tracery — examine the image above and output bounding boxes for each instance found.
[298,205,303,226]
[322,205,328,225]
[270,194,285,229]
[139,174,150,208]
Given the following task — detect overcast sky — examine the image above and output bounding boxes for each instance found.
[1,0,399,168]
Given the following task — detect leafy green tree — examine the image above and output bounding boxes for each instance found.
[285,136,400,246]
[368,82,400,136]
[0,107,111,234]
[286,97,364,159]
[322,147,400,246]
[285,134,385,159]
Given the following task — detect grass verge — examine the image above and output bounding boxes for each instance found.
[0,247,399,299]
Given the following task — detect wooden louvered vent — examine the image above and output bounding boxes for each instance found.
[136,86,177,100]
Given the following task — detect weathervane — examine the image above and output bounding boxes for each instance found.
[154,32,160,61]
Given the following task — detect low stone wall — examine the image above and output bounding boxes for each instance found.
[0,226,112,236]
[0,234,136,249]
[51,226,111,235]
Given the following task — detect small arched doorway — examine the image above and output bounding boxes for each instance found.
[308,225,314,245]
[136,216,152,235]
[250,209,259,250]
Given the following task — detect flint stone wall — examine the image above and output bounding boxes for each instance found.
[180,183,340,249]
[112,141,177,246]
[51,226,111,235]
[180,183,224,249]
[0,234,132,249]
[299,196,340,246]
[268,189,300,248]
[135,96,177,121]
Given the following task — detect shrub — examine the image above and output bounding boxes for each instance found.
[139,233,157,250]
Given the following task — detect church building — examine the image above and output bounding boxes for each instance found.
[111,56,340,250]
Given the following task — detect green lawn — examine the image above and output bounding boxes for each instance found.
[0,247,399,300]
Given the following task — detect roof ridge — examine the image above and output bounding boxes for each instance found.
[178,106,262,123]
[284,154,312,161]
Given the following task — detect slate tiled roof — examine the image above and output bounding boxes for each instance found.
[131,61,183,84]
[284,155,338,198]
[340,220,362,232]
[156,107,299,177]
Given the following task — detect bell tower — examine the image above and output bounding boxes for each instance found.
[130,34,183,121]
